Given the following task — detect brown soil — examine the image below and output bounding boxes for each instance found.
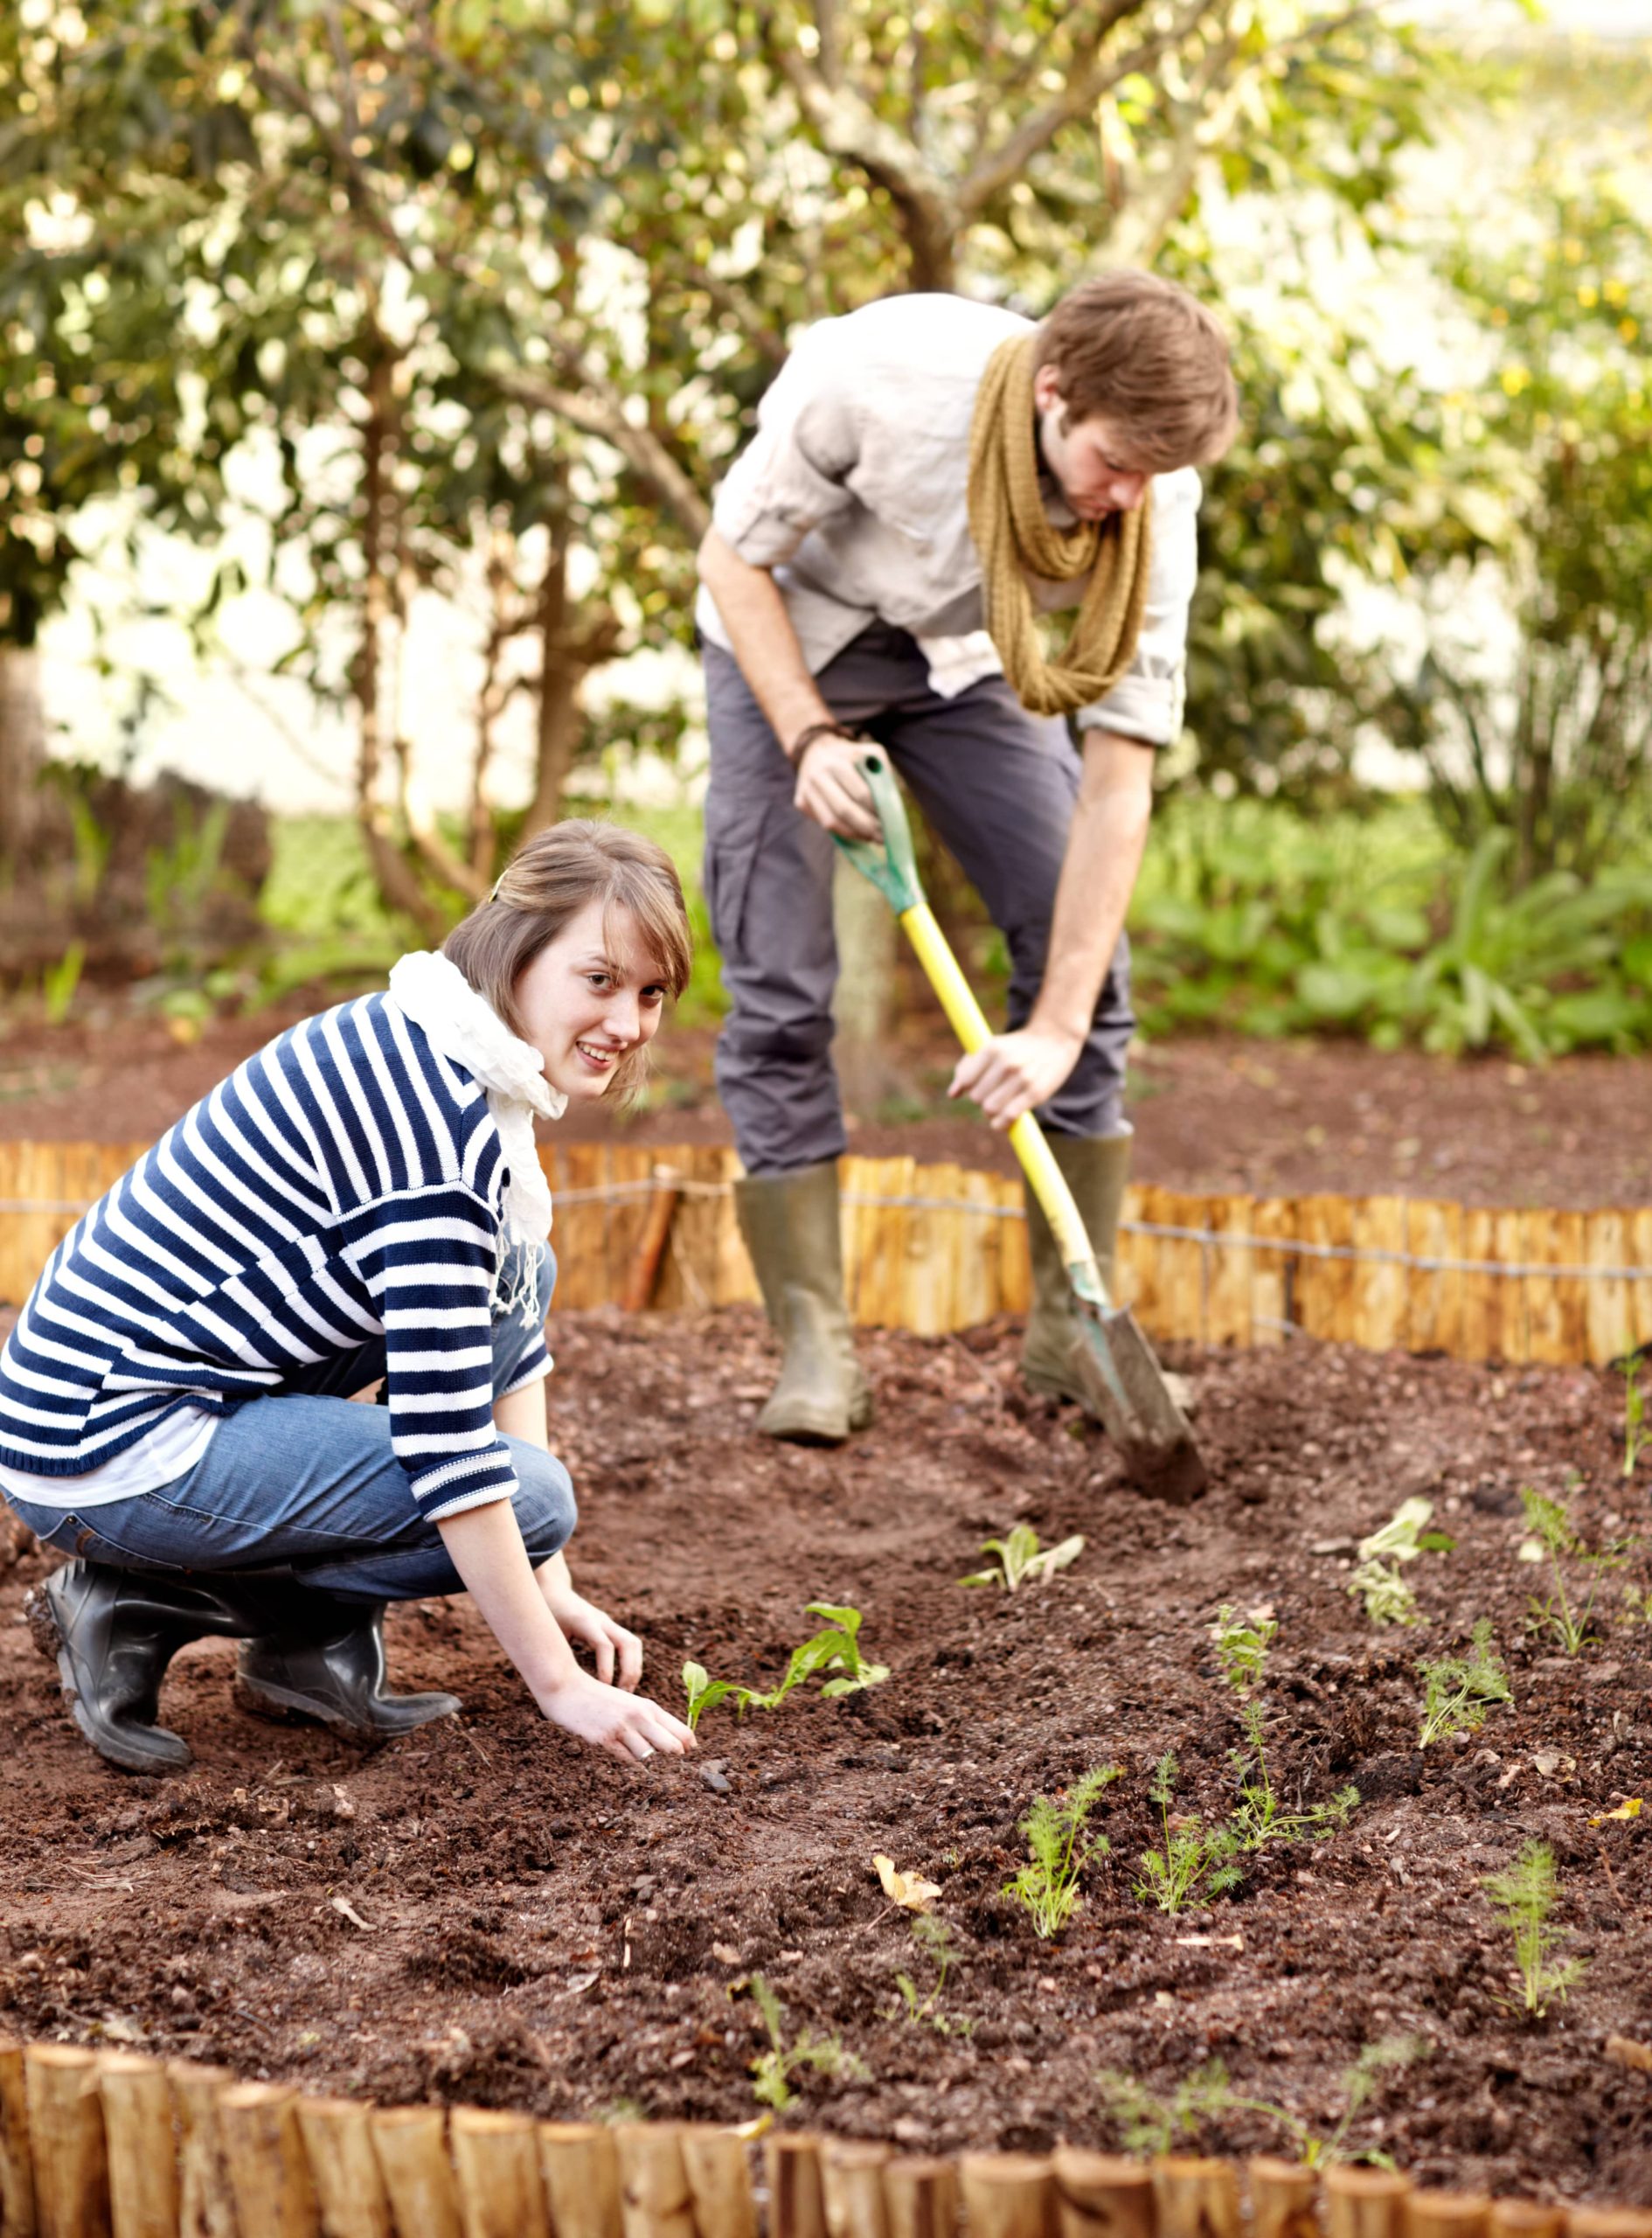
[2,1007,1649,1210]
[3,1308,1652,2197]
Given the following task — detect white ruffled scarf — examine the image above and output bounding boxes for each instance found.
[386,949,566,1324]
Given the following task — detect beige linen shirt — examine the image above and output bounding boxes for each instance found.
[695,291,1203,746]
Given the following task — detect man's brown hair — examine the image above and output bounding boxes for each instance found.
[444,819,691,1105]
[1035,271,1239,472]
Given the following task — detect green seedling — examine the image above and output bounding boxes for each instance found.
[1134,1754,1243,1914]
[1622,1359,1650,1480]
[1482,1841,1586,2018]
[683,1602,890,1729]
[748,1975,867,2110]
[1621,1584,1652,1626]
[1211,1603,1276,1693]
[1518,1486,1629,1656]
[1417,1619,1512,1746]
[1003,1764,1121,1938]
[892,1915,972,2035]
[1229,1698,1359,1850]
[960,1523,1085,1592]
[1099,2040,1426,2167]
[1347,1497,1455,1627]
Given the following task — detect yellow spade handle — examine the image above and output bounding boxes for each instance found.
[898,900,1105,1294]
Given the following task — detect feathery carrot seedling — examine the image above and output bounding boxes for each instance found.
[683,1603,889,1728]
[1098,2040,1426,2167]
[1134,1754,1242,1913]
[748,1976,867,2109]
[1482,1842,1586,2017]
[1003,1764,1121,1938]
[1229,1699,1359,1850]
[892,1915,972,2035]
[1347,1498,1454,1628]
[1518,1485,1630,1655]
[960,1523,1085,1592]
[1621,1358,1650,1480]
[1097,2061,1238,2154]
[1417,1619,1512,1746]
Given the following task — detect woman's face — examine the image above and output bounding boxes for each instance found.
[513,898,669,1101]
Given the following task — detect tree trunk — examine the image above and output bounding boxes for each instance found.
[522,528,580,840]
[0,644,46,869]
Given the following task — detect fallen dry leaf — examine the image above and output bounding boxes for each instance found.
[712,1942,743,1965]
[873,1853,941,1913]
[330,1896,374,1931]
[1589,1797,1643,1825]
[1174,1932,1246,1951]
[1606,2035,1652,2076]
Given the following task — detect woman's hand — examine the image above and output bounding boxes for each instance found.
[541,1581,643,1691]
[537,1668,697,1763]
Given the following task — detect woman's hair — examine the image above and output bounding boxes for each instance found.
[1035,270,1239,472]
[444,819,692,1105]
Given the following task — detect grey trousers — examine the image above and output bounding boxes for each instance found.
[703,622,1134,1178]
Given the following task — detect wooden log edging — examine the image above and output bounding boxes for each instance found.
[0,2040,1648,2238]
[0,1141,1648,1368]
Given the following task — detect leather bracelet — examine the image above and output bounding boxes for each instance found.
[786,718,871,770]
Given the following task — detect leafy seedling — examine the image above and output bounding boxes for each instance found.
[1003,1764,1121,1938]
[1134,1754,1243,1914]
[1482,1841,1586,2018]
[892,1915,972,2035]
[747,1975,867,2110]
[1099,2040,1426,2167]
[1211,1603,1276,1694]
[1347,1497,1454,1627]
[1622,1358,1650,1480]
[960,1523,1085,1592]
[1417,1619,1512,1746]
[683,1603,890,1729]
[1519,1485,1630,1655]
[1229,1698,1359,1850]
[1097,2061,1238,2155]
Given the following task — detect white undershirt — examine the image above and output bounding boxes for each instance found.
[0,1406,220,1511]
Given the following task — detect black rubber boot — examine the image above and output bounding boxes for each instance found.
[234,1601,460,1739]
[26,1561,253,1774]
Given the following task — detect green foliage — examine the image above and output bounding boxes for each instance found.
[892,1915,972,2036]
[40,941,85,1027]
[1099,2041,1426,2167]
[1348,1498,1455,1628]
[1003,1766,1121,1939]
[682,1604,888,1730]
[1482,1843,1586,2018]
[748,1977,866,2111]
[1135,1755,1243,1915]
[1211,1604,1276,1695]
[960,1525,1085,1593]
[1518,1485,1630,1655]
[1621,1361,1649,1482]
[1097,2062,1239,2158]
[1229,1699,1359,1851]
[1417,1620,1513,1747]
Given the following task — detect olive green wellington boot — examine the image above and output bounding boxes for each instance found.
[735,1160,873,1445]
[1022,1130,1135,1407]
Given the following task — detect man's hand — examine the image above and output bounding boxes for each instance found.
[536,1668,697,1764]
[949,1022,1086,1131]
[541,1580,642,1692]
[793,733,880,840]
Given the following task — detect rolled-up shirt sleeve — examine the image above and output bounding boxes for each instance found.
[1076,467,1201,747]
[711,326,862,568]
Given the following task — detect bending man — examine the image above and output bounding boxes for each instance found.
[697,270,1238,1442]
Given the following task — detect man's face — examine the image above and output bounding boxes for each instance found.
[1032,363,1152,523]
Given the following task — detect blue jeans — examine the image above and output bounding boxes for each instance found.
[4,1242,576,1603]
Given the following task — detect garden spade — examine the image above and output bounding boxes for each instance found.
[834,747,1208,1504]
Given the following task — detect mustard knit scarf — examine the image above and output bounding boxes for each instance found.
[967,330,1153,718]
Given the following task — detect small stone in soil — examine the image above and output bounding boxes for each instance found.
[700,1761,731,1795]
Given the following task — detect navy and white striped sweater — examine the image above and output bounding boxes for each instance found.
[0,993,549,1521]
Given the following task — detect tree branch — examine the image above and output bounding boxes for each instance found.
[486,362,711,543]
[956,0,1152,218]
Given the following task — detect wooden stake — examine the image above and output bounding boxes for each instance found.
[1246,2160,1315,2238]
[1405,1199,1463,1359]
[822,2141,891,2238]
[1049,2150,1153,2238]
[956,2154,1052,2238]
[166,2065,235,2238]
[216,2085,317,2238]
[613,2125,694,2238]
[447,2109,549,2238]
[0,2038,37,2238]
[368,2109,462,2238]
[95,2055,177,2238]
[621,1171,680,1312]
[1486,2207,1563,2238]
[677,2130,756,2238]
[1351,1196,1408,1354]
[1205,1193,1256,1347]
[1565,2216,1652,2238]
[24,2045,110,2238]
[1405,2199,1489,2238]
[295,2100,390,2238]
[883,2160,958,2238]
[767,2137,827,2238]
[1325,2167,1411,2238]
[1154,2157,1239,2238]
[537,2125,621,2238]
[1246,1199,1294,1349]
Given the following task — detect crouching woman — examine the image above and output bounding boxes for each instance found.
[0,821,697,1774]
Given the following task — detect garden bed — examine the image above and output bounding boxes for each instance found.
[2,1310,1650,2201]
